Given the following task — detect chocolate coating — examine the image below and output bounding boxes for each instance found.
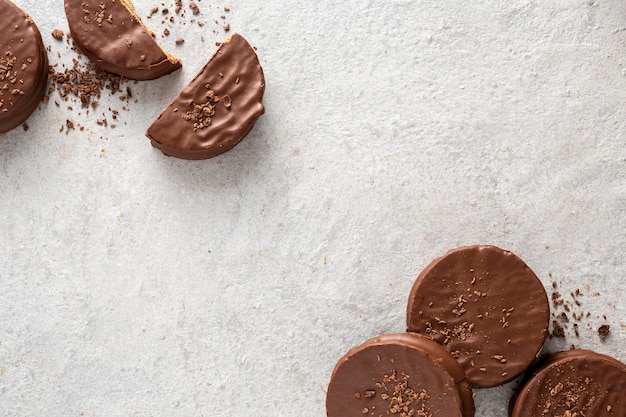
[0,0,48,133]
[146,33,265,160]
[64,0,181,80]
[510,350,626,417]
[407,245,549,388]
[326,333,475,417]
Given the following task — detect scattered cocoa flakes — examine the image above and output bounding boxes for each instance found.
[147,7,158,18]
[163,28,170,36]
[22,123,29,131]
[175,0,182,14]
[224,6,230,12]
[66,119,75,131]
[48,59,126,109]
[175,37,184,44]
[224,23,231,32]
[162,8,169,14]
[52,29,64,40]
[183,90,220,130]
[598,324,610,340]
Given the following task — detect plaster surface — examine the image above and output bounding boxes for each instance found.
[1,0,625,416]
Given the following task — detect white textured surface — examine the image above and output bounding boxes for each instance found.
[1,0,625,416]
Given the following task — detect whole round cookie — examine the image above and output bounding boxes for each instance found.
[0,0,48,133]
[406,245,549,388]
[64,0,181,80]
[509,349,626,417]
[326,333,475,417]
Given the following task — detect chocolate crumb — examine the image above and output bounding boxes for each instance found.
[189,2,200,15]
[364,390,376,398]
[147,7,158,18]
[551,320,565,338]
[175,37,184,44]
[163,28,170,36]
[222,94,232,109]
[52,29,64,40]
[598,324,610,340]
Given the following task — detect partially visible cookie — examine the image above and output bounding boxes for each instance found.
[146,33,265,160]
[326,333,475,417]
[0,0,48,133]
[64,0,181,80]
[509,349,626,417]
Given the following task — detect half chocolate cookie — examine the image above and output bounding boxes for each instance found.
[407,245,550,388]
[146,33,265,160]
[64,0,181,80]
[509,349,626,417]
[327,333,475,417]
[0,0,48,133]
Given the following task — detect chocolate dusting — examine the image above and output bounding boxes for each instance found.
[543,377,592,416]
[376,370,432,417]
[183,89,220,131]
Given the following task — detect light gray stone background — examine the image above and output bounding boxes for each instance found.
[1,0,625,416]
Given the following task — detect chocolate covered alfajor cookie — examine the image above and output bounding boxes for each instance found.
[509,349,626,417]
[407,245,550,388]
[146,33,265,160]
[0,0,48,133]
[64,0,181,80]
[326,333,475,417]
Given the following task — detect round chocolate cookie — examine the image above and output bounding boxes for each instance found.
[326,333,475,417]
[64,0,181,80]
[146,33,265,160]
[406,245,549,388]
[509,349,626,417]
[0,0,48,133]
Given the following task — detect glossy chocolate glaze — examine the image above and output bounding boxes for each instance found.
[0,0,48,133]
[510,349,626,417]
[145,33,265,160]
[407,245,549,388]
[64,0,181,80]
[326,333,475,417]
